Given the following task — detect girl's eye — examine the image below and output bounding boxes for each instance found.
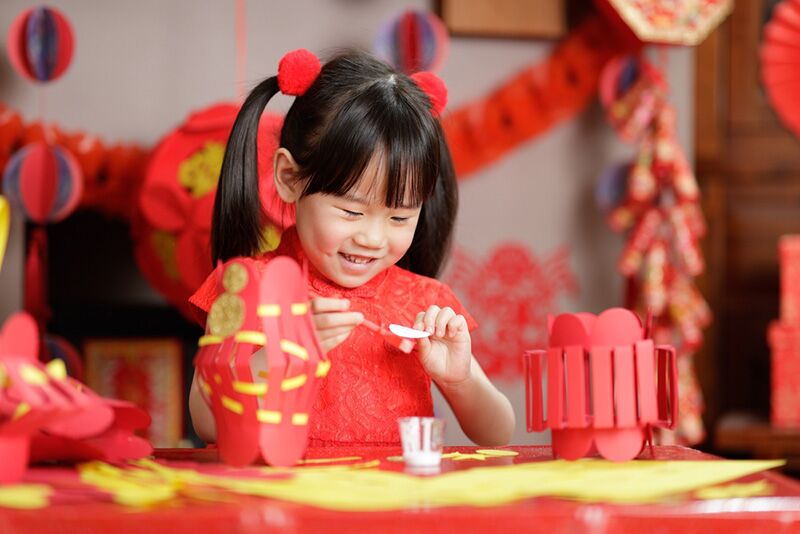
[342,209,362,217]
[391,216,410,223]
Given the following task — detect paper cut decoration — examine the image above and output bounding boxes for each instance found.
[524,308,678,461]
[445,244,578,380]
[6,6,74,83]
[762,0,800,140]
[84,339,183,447]
[595,0,732,46]
[0,312,152,483]
[194,256,329,467]
[134,103,284,319]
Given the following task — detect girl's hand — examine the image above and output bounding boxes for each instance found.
[311,297,363,353]
[413,305,472,386]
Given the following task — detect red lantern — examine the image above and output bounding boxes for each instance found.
[133,103,284,319]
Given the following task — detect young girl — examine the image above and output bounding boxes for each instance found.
[189,49,514,447]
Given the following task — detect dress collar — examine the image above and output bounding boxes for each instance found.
[272,226,388,299]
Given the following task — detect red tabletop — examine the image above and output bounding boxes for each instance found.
[1,445,800,534]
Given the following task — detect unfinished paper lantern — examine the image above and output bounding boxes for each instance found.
[194,256,329,467]
[524,308,678,461]
[761,0,800,139]
[6,6,74,83]
[595,0,732,46]
[134,103,284,319]
[1,143,83,223]
[374,10,448,74]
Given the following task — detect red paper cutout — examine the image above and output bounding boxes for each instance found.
[445,244,578,380]
[524,308,678,461]
[0,313,152,483]
[195,257,328,467]
[762,0,800,139]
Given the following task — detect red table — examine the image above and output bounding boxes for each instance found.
[1,445,800,533]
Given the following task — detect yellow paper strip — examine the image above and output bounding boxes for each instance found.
[0,484,51,509]
[0,196,8,272]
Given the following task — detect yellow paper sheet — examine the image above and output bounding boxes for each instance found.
[0,484,51,509]
[79,457,785,511]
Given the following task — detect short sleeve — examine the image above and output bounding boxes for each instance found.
[188,271,218,327]
[435,282,478,331]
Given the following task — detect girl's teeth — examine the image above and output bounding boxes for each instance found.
[343,254,371,264]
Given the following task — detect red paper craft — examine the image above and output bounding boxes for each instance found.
[0,313,152,483]
[762,0,800,139]
[195,257,329,467]
[524,308,678,461]
[134,103,285,319]
[6,6,75,83]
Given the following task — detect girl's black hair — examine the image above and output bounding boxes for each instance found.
[212,50,458,278]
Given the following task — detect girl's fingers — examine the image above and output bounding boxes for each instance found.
[413,311,425,331]
[317,324,358,340]
[311,297,350,313]
[321,330,353,353]
[422,305,441,333]
[313,311,364,330]
[446,315,468,339]
[434,307,456,337]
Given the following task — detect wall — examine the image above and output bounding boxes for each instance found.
[0,0,694,445]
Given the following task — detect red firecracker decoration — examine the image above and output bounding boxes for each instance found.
[598,54,710,446]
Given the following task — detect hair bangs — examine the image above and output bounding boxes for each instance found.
[301,79,440,208]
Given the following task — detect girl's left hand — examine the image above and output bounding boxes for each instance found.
[413,305,472,387]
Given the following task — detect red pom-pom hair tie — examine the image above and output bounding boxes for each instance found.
[277,49,321,96]
[410,71,447,117]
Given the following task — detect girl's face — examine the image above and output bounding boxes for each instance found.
[294,158,422,288]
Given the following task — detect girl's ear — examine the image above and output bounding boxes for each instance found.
[273,148,303,203]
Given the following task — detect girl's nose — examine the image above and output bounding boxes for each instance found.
[354,219,387,249]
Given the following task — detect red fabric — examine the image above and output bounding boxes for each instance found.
[190,227,476,446]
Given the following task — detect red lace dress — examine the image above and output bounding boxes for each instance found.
[189,227,476,446]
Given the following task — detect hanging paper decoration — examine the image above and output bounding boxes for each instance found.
[525,308,678,461]
[761,0,800,140]
[133,103,285,319]
[599,54,710,445]
[594,0,733,46]
[1,143,83,223]
[6,6,75,83]
[195,257,329,467]
[374,10,449,74]
[443,16,632,179]
[445,244,578,381]
[0,312,152,483]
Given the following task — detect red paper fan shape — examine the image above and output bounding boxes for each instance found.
[762,0,800,138]
[133,102,285,319]
[6,6,75,83]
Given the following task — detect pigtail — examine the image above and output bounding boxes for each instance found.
[211,76,280,263]
[400,124,458,278]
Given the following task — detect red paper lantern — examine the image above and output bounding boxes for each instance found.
[6,6,75,83]
[133,103,285,319]
[1,143,83,223]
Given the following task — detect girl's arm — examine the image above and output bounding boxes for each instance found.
[414,305,515,446]
[189,370,216,443]
[435,356,515,446]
